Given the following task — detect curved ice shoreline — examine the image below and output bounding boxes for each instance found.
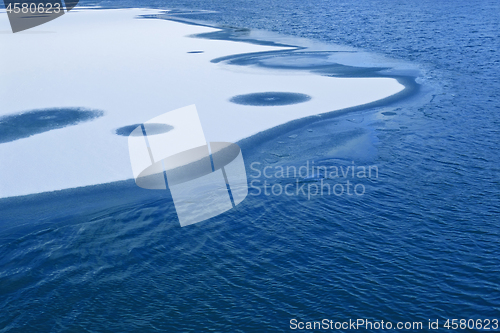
[0,8,416,199]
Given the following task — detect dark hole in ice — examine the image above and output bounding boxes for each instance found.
[187,51,204,54]
[229,92,311,106]
[115,123,173,137]
[0,108,103,144]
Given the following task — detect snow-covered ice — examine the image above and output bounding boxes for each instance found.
[0,9,404,198]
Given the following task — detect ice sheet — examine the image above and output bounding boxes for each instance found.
[0,9,404,198]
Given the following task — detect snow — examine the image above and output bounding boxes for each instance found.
[0,9,404,198]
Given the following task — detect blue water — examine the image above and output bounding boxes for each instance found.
[0,108,103,144]
[1,0,499,331]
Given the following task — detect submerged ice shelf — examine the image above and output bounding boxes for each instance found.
[0,8,408,198]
